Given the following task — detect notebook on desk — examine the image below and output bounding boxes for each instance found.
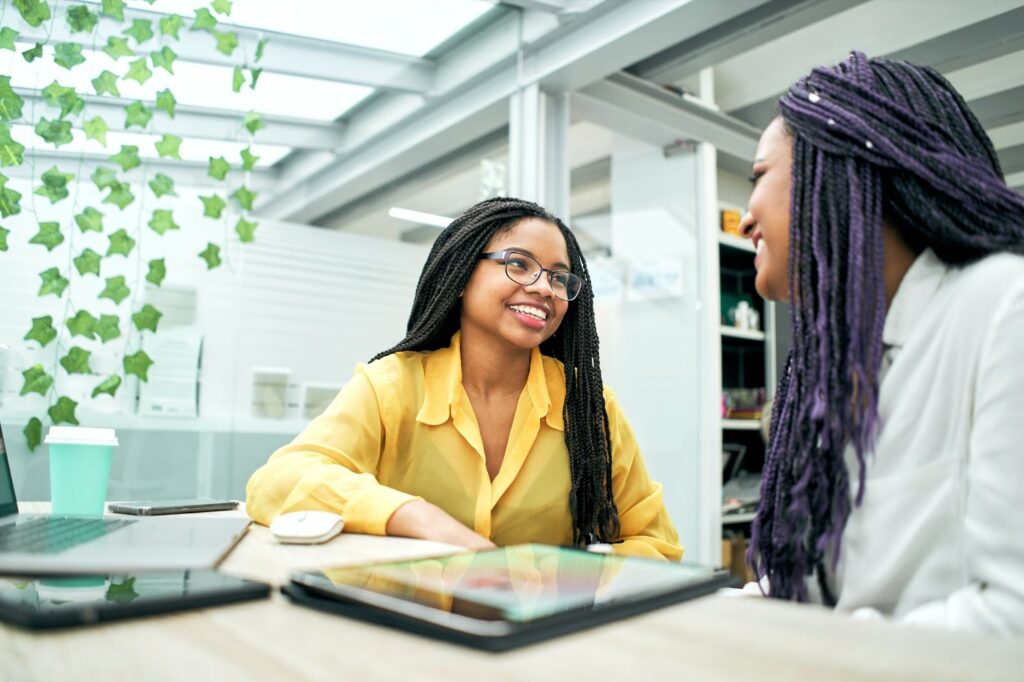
[284,543,734,651]
[0,422,250,575]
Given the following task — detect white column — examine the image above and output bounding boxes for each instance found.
[508,83,570,217]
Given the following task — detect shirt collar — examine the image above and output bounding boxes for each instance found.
[882,248,948,348]
[416,331,562,431]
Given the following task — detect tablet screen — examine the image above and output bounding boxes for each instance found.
[297,544,721,623]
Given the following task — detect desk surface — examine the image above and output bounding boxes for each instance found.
[2,503,1021,682]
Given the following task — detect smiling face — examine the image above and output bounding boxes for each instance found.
[739,117,793,301]
[459,217,571,353]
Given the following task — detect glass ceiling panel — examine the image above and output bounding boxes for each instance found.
[3,42,371,122]
[126,0,494,57]
[11,124,292,167]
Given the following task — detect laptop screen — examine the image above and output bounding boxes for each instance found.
[0,426,18,516]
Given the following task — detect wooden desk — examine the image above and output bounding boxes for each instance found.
[2,503,1021,681]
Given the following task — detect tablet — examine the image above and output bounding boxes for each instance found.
[0,570,270,630]
[286,543,734,651]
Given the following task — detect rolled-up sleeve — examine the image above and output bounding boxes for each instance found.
[245,364,420,534]
[604,388,684,561]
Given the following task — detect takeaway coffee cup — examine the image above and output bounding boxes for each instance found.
[44,426,119,516]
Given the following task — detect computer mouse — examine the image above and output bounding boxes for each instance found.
[269,510,345,544]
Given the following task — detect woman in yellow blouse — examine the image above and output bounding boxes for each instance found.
[246,197,681,560]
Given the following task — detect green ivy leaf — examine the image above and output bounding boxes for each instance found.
[66,5,99,33]
[99,275,130,304]
[91,166,118,190]
[106,575,139,602]
[14,0,51,27]
[148,208,179,235]
[42,81,84,118]
[132,304,162,333]
[92,375,122,398]
[106,228,136,257]
[29,221,64,251]
[211,0,232,16]
[35,167,74,203]
[92,70,121,97]
[200,193,225,218]
[0,27,19,50]
[150,46,176,74]
[192,7,217,32]
[244,111,263,134]
[199,242,222,269]
[0,77,25,121]
[124,101,152,129]
[48,396,80,426]
[155,134,181,159]
[73,247,102,276]
[208,156,229,180]
[21,365,53,396]
[109,145,141,171]
[159,14,183,40]
[104,182,135,210]
[232,66,244,93]
[123,18,154,44]
[22,43,43,63]
[214,30,238,56]
[74,206,104,232]
[155,89,176,118]
[24,316,58,347]
[66,310,98,339]
[0,122,26,166]
[24,417,43,452]
[83,116,109,146]
[255,37,268,63]
[240,147,260,171]
[235,217,257,243]
[96,314,120,343]
[103,36,134,60]
[34,118,73,147]
[60,347,92,374]
[54,43,86,70]
[231,186,257,211]
[148,173,176,197]
[100,0,126,21]
[124,58,153,85]
[146,258,166,286]
[39,268,69,297]
[124,350,154,382]
[0,173,22,216]
[0,225,7,251]
[249,67,262,89]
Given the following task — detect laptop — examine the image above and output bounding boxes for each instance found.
[284,543,735,651]
[0,423,251,575]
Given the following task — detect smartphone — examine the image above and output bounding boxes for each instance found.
[107,499,239,515]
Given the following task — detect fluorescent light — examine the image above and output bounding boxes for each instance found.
[388,207,453,228]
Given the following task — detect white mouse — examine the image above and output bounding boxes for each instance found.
[270,510,345,544]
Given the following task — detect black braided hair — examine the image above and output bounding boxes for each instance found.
[371,197,620,545]
[749,51,1024,602]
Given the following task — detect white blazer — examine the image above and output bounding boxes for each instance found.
[830,248,1024,636]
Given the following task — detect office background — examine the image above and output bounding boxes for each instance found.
[1,0,1022,568]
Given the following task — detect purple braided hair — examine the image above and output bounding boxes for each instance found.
[749,51,1024,603]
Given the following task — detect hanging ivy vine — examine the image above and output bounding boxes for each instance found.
[0,0,269,449]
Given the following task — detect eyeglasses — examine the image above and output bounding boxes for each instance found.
[479,249,582,302]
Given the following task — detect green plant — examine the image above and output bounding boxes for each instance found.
[1,0,269,449]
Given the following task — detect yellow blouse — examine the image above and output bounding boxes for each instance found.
[245,332,682,561]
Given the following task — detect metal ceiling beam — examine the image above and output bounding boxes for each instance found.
[629,0,870,85]
[1005,170,1024,192]
[258,0,773,223]
[998,144,1024,175]
[15,89,345,151]
[8,151,279,192]
[11,0,436,93]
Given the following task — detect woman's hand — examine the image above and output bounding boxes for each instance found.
[386,500,496,550]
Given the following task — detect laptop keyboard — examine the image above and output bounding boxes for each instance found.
[0,517,135,554]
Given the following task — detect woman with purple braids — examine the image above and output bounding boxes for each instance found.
[737,51,1024,635]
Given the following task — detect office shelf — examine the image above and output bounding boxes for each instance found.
[720,327,766,341]
[722,419,761,431]
[722,511,757,525]
[718,232,755,253]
